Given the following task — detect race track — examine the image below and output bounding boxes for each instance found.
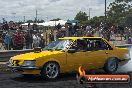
[0,72,131,88]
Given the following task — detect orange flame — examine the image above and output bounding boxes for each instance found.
[78,66,86,76]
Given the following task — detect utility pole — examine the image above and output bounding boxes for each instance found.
[105,0,107,22]
[35,10,38,23]
[89,8,92,20]
[23,16,25,23]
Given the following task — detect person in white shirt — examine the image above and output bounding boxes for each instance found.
[33,33,41,48]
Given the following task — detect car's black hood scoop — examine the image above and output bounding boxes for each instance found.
[34,47,42,53]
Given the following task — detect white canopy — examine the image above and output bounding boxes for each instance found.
[22,20,67,26]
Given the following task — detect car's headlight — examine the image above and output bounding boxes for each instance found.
[22,60,36,67]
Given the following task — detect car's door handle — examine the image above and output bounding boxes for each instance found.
[105,52,108,54]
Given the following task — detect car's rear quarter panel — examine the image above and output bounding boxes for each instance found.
[112,48,129,60]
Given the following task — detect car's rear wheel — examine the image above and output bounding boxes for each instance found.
[104,58,118,74]
[41,62,60,80]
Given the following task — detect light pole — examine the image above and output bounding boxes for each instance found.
[23,16,25,23]
[35,9,38,23]
[89,8,92,20]
[105,0,107,22]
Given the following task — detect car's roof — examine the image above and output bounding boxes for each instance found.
[59,37,102,40]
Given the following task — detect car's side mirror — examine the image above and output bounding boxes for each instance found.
[67,49,76,53]
[34,47,42,53]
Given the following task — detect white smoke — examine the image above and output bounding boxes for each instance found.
[117,48,132,73]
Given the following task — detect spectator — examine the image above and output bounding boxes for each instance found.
[25,30,33,49]
[128,37,132,44]
[56,23,62,30]
[39,33,45,48]
[68,24,73,36]
[3,32,11,50]
[49,32,54,43]
[12,29,25,50]
[2,21,9,30]
[2,31,6,42]
[33,32,41,48]
[65,23,69,37]
[73,23,79,36]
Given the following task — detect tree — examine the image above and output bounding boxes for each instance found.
[74,11,88,24]
[115,0,132,3]
[107,0,132,25]
[17,21,24,24]
[123,9,132,27]
[26,20,34,23]
[88,16,105,26]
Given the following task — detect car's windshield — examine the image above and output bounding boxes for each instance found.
[44,40,72,50]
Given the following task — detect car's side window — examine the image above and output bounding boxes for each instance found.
[70,39,87,52]
[70,38,113,52]
[86,39,101,51]
[77,39,87,51]
[86,38,112,51]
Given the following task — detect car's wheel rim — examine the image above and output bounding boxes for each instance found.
[45,63,58,79]
[108,59,117,71]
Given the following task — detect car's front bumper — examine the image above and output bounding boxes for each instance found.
[8,64,40,72]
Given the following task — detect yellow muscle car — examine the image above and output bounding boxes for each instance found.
[8,37,131,79]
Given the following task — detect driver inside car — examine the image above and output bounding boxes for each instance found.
[76,39,87,51]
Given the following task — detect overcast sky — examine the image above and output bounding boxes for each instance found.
[0,0,114,22]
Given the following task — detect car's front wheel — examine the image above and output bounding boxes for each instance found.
[41,62,60,80]
[104,58,118,74]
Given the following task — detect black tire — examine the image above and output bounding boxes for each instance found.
[41,62,60,80]
[104,58,118,74]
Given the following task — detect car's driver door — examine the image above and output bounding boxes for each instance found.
[66,39,89,72]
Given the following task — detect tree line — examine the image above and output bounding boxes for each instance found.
[74,0,132,27]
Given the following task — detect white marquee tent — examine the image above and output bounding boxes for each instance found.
[22,20,67,26]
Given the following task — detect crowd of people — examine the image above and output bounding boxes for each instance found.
[49,22,132,43]
[0,21,45,50]
[1,29,45,50]
[0,21,132,50]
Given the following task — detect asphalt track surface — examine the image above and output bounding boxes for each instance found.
[0,71,131,88]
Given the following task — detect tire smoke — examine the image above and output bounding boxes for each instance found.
[117,48,132,73]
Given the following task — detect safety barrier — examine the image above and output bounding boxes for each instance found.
[0,49,33,62]
[116,44,132,48]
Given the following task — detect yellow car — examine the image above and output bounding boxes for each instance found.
[8,37,131,79]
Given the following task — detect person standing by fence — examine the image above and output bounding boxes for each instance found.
[33,32,41,48]
[3,31,11,50]
[25,30,33,49]
[39,33,45,48]
[12,29,25,50]
[49,32,54,43]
